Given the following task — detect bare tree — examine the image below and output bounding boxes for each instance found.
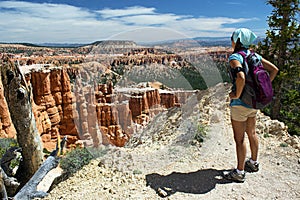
[0,55,43,185]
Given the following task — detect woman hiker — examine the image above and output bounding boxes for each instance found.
[225,28,278,182]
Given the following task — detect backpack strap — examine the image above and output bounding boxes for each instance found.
[236,50,249,75]
[236,50,257,108]
[237,50,247,58]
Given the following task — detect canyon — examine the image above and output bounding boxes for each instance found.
[0,42,231,152]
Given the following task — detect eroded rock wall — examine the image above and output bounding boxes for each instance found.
[28,68,79,150]
[0,68,17,138]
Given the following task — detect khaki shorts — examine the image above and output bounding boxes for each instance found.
[230,106,258,122]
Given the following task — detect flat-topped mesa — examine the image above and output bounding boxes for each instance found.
[91,40,137,48]
[88,40,139,55]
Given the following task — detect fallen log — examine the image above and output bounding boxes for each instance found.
[13,136,67,200]
[14,156,59,200]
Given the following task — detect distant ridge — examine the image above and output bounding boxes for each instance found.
[193,37,231,47]
[85,40,138,54]
[0,42,85,48]
[0,42,41,47]
[91,40,137,46]
[194,36,264,47]
[36,43,85,48]
[38,40,137,48]
[140,36,264,47]
[0,37,264,48]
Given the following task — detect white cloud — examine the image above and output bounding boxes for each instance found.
[171,17,256,33]
[118,14,183,25]
[96,6,155,18]
[0,1,258,43]
[0,1,94,19]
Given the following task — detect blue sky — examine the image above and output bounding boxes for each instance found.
[0,0,273,43]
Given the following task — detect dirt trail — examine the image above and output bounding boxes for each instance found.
[44,121,300,200]
[44,85,300,200]
[184,122,300,200]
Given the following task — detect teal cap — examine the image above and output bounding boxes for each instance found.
[231,28,257,47]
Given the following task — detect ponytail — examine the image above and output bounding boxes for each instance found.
[232,38,247,53]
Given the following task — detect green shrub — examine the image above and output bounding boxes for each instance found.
[60,147,93,175]
[263,133,271,138]
[133,169,142,175]
[194,123,208,143]
[279,142,288,147]
[0,138,19,157]
[0,139,21,175]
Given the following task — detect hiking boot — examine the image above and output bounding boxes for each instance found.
[224,169,245,183]
[245,159,259,173]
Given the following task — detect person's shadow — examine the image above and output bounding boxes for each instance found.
[146,168,232,197]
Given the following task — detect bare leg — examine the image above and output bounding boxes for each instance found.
[231,119,246,171]
[246,116,258,161]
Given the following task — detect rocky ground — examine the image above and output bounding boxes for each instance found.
[41,83,300,200]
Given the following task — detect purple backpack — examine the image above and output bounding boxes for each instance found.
[238,51,274,109]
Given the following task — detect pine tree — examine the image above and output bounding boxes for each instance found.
[258,0,299,123]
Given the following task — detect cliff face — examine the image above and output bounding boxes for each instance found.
[29,68,78,150]
[0,66,17,138]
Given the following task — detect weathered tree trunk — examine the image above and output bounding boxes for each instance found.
[0,55,44,185]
